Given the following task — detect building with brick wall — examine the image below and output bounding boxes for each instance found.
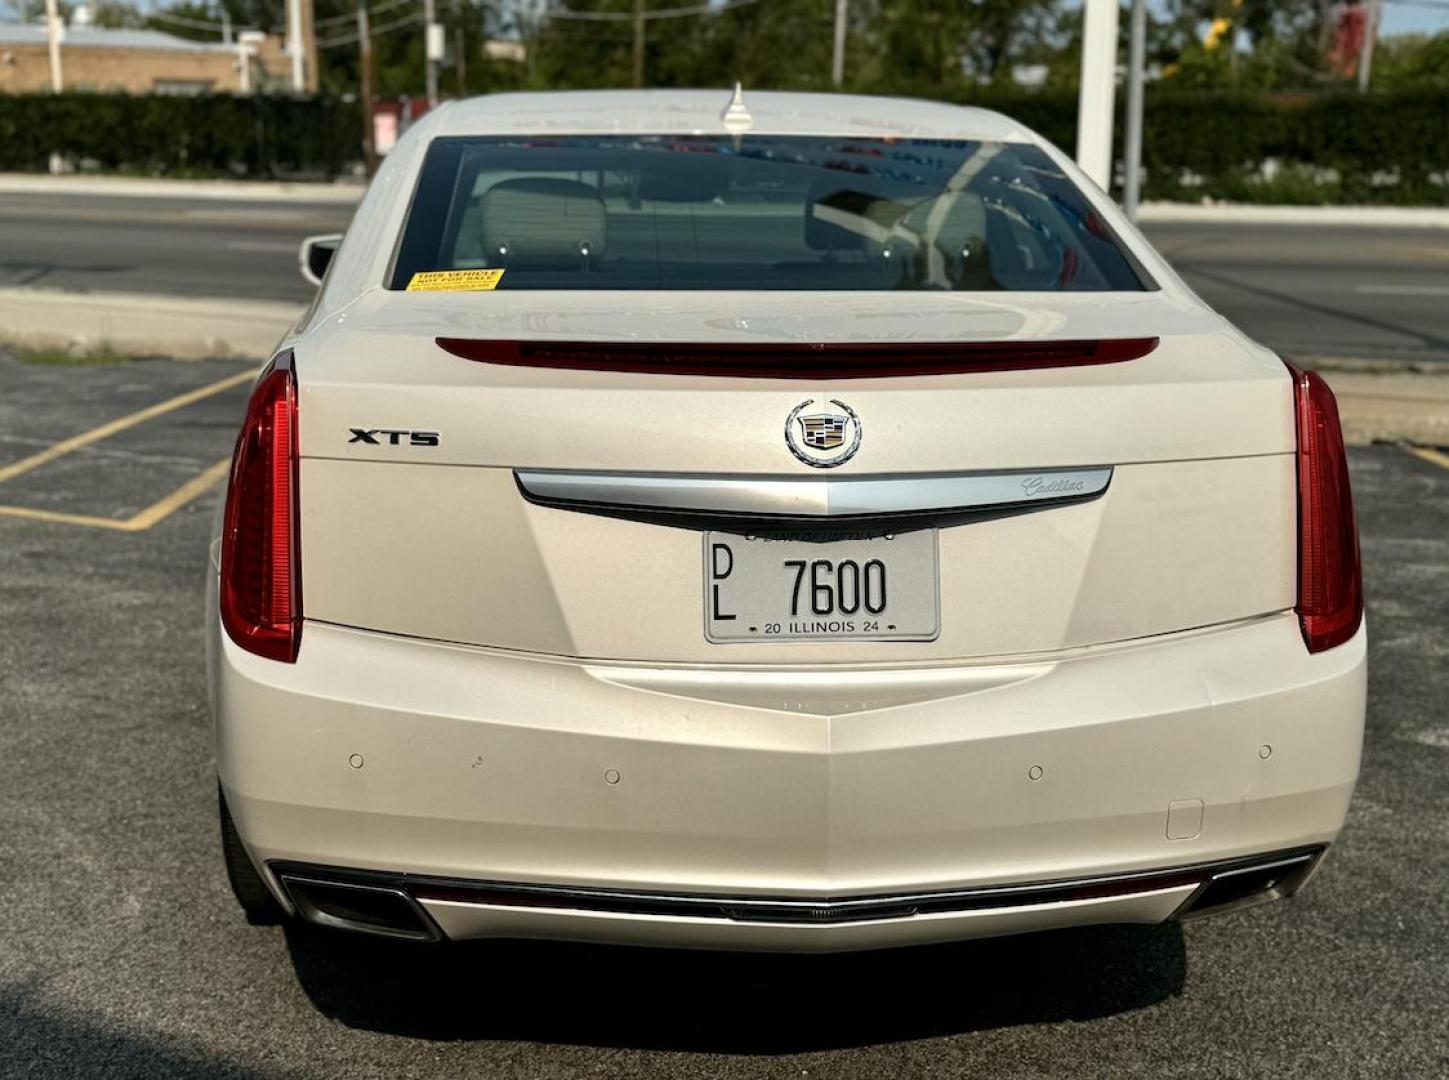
[0,23,294,95]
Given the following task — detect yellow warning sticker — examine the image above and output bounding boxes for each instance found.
[406,269,505,292]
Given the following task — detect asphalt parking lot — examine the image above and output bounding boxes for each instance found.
[0,353,1446,1079]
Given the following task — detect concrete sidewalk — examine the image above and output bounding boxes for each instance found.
[1136,202,1449,230]
[0,287,302,362]
[1318,368,1449,447]
[0,173,365,203]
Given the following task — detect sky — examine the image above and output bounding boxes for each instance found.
[1045,0,1449,39]
[1353,1,1449,36]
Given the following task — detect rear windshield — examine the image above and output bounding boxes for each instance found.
[389,135,1152,292]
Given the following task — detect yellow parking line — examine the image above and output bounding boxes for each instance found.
[0,457,231,532]
[126,458,232,530]
[0,369,253,487]
[0,505,137,531]
[1408,446,1449,472]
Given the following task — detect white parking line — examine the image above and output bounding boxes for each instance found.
[1355,284,1449,297]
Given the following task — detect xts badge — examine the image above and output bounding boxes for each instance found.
[348,428,441,447]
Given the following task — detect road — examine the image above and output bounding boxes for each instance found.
[1,191,1447,364]
[0,353,1447,1078]
[1147,223,1449,366]
[0,193,350,304]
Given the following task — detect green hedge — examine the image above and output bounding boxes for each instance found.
[947,87,1449,205]
[0,93,361,179]
[1,88,1446,202]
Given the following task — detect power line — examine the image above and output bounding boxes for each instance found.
[315,8,423,49]
[546,0,760,23]
[374,11,426,34]
[147,0,422,37]
[149,9,258,32]
[313,0,415,30]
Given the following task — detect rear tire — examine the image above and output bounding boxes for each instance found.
[219,787,283,924]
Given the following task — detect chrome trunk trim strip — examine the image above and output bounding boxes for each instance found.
[515,467,1113,519]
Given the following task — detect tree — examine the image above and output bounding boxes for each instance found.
[90,0,147,27]
[134,0,1449,103]
[1370,32,1449,89]
[1156,0,1334,89]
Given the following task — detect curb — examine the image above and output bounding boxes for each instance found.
[0,287,304,361]
[1318,369,1449,448]
[1137,202,1449,229]
[0,173,365,204]
[1291,355,1449,375]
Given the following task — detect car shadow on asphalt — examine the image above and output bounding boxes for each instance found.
[0,984,270,1080]
[282,921,1186,1053]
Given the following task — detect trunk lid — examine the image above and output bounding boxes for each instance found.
[295,290,1295,664]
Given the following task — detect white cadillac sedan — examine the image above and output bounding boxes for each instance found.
[208,89,1365,950]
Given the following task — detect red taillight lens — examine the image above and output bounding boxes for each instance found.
[220,350,301,663]
[1286,361,1362,653]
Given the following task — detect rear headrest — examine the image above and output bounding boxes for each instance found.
[900,189,990,288]
[899,189,987,255]
[804,174,910,253]
[480,177,607,269]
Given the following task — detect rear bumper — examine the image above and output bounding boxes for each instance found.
[211,613,1366,950]
[268,846,1325,951]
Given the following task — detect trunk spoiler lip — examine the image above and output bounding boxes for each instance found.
[434,337,1159,379]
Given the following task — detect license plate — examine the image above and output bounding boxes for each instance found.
[703,531,939,643]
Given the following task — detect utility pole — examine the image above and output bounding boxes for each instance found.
[1075,0,1120,190]
[1122,0,1147,220]
[424,0,441,107]
[221,9,232,46]
[287,0,305,92]
[302,0,319,93]
[238,31,266,96]
[831,0,847,86]
[358,0,378,176]
[632,0,645,88]
[43,0,63,92]
[453,0,467,96]
[1358,0,1380,92]
[235,39,249,93]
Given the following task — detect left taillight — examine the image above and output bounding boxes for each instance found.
[220,350,301,663]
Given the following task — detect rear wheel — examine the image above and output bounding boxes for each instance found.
[219,788,283,924]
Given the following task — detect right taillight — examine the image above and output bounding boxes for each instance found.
[220,350,301,663]
[1285,361,1362,653]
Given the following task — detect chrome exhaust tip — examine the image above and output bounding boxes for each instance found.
[1177,849,1324,921]
[278,873,442,942]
